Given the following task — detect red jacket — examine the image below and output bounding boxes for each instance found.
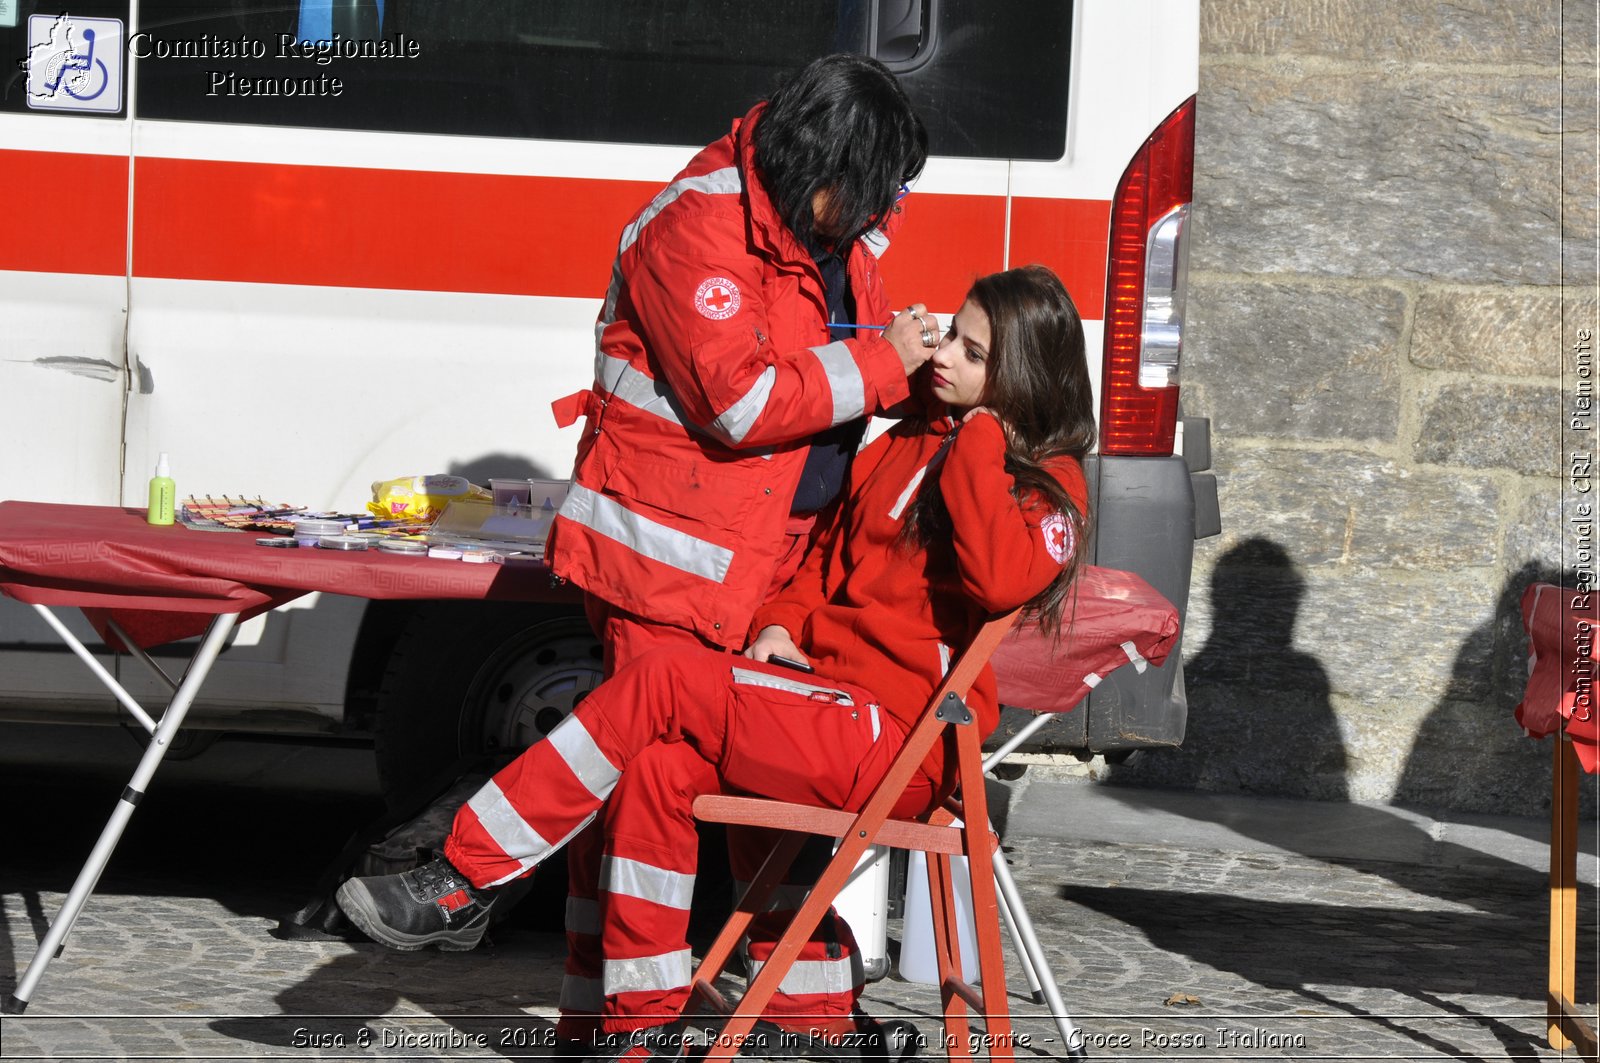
[548,105,909,648]
[752,412,1090,793]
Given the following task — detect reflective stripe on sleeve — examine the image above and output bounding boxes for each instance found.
[603,949,695,994]
[599,167,742,328]
[862,228,890,259]
[710,365,776,445]
[561,484,734,584]
[745,954,863,996]
[599,355,688,428]
[1122,640,1150,673]
[602,855,696,911]
[810,341,866,425]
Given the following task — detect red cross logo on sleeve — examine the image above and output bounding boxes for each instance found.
[694,276,741,320]
[1042,512,1073,564]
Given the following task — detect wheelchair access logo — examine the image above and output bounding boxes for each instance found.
[23,13,124,113]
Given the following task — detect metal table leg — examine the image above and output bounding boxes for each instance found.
[4,609,239,1014]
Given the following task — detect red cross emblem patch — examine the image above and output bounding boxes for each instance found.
[694,276,741,320]
[1041,512,1073,564]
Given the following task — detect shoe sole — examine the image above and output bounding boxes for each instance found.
[335,879,487,952]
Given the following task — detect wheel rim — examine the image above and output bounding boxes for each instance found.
[457,616,604,757]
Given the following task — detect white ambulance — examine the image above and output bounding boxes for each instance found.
[0,0,1217,798]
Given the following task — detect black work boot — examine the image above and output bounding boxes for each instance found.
[335,855,496,952]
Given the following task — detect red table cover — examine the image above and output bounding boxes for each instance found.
[0,502,1180,707]
[991,563,1180,714]
[1516,581,1600,772]
[0,501,576,650]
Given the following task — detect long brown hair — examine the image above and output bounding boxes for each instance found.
[901,265,1095,636]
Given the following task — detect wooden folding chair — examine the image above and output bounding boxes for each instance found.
[688,610,1028,1063]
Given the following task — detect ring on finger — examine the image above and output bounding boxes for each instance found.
[921,327,935,347]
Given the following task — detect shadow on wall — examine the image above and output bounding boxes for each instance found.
[1395,560,1597,819]
[1107,536,1350,798]
[1100,537,1566,908]
[448,453,559,486]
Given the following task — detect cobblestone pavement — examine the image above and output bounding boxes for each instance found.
[0,731,1595,1061]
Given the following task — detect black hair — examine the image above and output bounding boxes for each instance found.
[753,53,928,250]
[902,265,1096,637]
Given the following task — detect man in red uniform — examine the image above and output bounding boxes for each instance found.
[541,54,935,1050]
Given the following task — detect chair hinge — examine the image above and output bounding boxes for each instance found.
[935,692,973,725]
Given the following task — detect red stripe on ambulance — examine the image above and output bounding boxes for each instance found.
[0,149,127,277]
[132,157,655,298]
[5,150,1109,319]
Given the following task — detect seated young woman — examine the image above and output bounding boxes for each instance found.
[336,263,1096,1051]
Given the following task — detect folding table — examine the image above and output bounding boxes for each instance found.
[0,501,575,1014]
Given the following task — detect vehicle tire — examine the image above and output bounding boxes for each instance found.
[373,602,603,807]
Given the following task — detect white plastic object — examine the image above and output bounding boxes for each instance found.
[899,826,980,984]
[830,844,891,981]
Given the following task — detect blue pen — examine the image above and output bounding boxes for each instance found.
[838,323,888,331]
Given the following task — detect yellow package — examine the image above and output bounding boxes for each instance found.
[368,474,490,522]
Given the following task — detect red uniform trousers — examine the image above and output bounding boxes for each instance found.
[444,645,933,1035]
[557,517,861,1038]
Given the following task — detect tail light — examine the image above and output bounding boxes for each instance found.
[1100,97,1195,456]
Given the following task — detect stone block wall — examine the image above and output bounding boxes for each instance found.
[1106,0,1598,815]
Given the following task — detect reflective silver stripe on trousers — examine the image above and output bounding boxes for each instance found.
[597,167,743,352]
[603,949,695,994]
[938,643,952,679]
[465,779,552,879]
[560,974,604,1012]
[746,954,863,996]
[562,483,734,584]
[566,895,601,936]
[869,702,881,741]
[809,341,866,425]
[468,767,602,888]
[602,855,696,911]
[731,666,854,706]
[550,716,621,802]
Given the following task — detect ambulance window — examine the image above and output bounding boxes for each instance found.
[0,0,131,117]
[132,0,1069,160]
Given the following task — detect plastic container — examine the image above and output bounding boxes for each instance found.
[146,453,175,526]
[831,845,891,981]
[899,827,981,984]
[292,519,349,548]
[490,477,570,512]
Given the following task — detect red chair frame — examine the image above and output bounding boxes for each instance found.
[688,610,1024,1062]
